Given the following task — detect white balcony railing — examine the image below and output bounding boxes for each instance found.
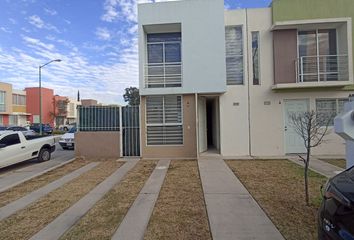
[144,62,182,88]
[295,55,349,83]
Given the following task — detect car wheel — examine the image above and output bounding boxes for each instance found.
[38,148,51,162]
[64,127,68,131]
[62,146,68,150]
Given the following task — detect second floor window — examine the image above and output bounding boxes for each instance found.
[225,26,244,85]
[0,91,5,112]
[298,29,340,82]
[12,94,26,105]
[146,33,182,88]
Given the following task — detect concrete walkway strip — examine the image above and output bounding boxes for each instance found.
[0,157,76,193]
[198,159,284,240]
[288,157,344,178]
[111,159,170,240]
[0,162,99,221]
[29,160,138,240]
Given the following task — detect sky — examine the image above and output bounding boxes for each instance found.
[0,0,271,105]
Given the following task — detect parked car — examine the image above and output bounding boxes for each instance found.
[6,126,36,136]
[30,123,53,135]
[58,123,76,131]
[0,131,56,169]
[0,126,7,131]
[318,166,354,240]
[59,127,76,150]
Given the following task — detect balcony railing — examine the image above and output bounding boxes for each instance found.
[144,62,182,88]
[296,55,349,83]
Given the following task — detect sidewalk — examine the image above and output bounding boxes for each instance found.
[288,156,344,178]
[198,159,284,240]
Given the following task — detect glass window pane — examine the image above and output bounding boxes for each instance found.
[316,99,336,126]
[225,26,243,85]
[226,56,243,85]
[165,43,181,63]
[147,33,181,43]
[252,31,260,85]
[147,44,163,64]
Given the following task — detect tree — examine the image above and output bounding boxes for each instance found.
[49,98,70,127]
[123,87,140,106]
[289,110,332,206]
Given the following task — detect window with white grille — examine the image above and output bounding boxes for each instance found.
[316,98,348,126]
[225,26,244,85]
[146,95,183,145]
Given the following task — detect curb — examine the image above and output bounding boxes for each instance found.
[0,157,76,193]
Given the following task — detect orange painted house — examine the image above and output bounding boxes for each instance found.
[25,87,54,126]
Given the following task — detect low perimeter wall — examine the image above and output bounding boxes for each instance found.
[75,131,120,159]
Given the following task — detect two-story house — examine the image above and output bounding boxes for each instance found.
[138,0,354,159]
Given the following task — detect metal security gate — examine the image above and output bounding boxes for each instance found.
[122,106,140,157]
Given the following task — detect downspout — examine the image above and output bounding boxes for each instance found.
[246,8,252,157]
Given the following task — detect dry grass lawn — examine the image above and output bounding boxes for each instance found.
[0,158,90,208]
[0,160,123,240]
[144,160,211,240]
[320,159,346,169]
[60,160,157,240]
[226,160,327,240]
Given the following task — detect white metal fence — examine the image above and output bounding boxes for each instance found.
[144,62,182,88]
[296,55,349,83]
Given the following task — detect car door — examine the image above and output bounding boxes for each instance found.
[0,133,25,168]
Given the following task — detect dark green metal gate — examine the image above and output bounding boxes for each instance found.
[122,106,140,157]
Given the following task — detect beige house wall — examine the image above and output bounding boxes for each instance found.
[75,131,120,159]
[141,94,197,159]
[0,82,13,114]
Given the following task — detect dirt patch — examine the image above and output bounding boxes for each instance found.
[60,160,157,240]
[320,159,346,169]
[0,160,123,240]
[0,158,90,208]
[226,159,327,240]
[144,160,211,240]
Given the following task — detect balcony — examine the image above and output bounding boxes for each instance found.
[296,55,349,83]
[144,62,182,88]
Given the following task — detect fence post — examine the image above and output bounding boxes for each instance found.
[119,106,123,158]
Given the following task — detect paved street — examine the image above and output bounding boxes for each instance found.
[0,143,75,192]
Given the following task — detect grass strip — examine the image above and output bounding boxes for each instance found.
[320,159,346,169]
[0,160,123,240]
[144,160,212,240]
[226,159,327,240]
[60,160,157,240]
[0,158,90,208]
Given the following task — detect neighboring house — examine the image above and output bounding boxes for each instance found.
[25,87,55,126]
[138,0,354,159]
[11,90,30,126]
[66,98,80,124]
[81,99,100,107]
[0,82,30,126]
[52,95,69,127]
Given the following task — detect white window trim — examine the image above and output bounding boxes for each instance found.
[225,25,244,85]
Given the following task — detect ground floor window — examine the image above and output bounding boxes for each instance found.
[9,115,18,126]
[316,98,348,126]
[146,95,183,145]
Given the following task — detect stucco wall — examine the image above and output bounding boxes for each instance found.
[25,87,54,126]
[141,94,197,159]
[75,131,121,159]
[138,0,226,96]
[0,82,13,114]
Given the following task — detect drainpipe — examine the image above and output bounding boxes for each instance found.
[246,9,252,157]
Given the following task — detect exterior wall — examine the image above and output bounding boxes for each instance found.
[141,94,197,159]
[81,99,98,107]
[272,0,354,90]
[138,0,226,96]
[273,29,297,84]
[25,87,54,126]
[67,98,80,120]
[0,82,13,114]
[75,131,121,159]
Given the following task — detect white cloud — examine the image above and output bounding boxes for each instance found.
[95,27,111,40]
[28,15,60,33]
[44,8,57,16]
[0,27,12,33]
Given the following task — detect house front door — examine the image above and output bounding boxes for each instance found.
[284,99,309,154]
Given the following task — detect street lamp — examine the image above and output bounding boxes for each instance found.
[39,59,61,135]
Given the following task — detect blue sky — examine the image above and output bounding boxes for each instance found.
[0,0,271,104]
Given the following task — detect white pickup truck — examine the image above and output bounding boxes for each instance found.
[0,131,56,169]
